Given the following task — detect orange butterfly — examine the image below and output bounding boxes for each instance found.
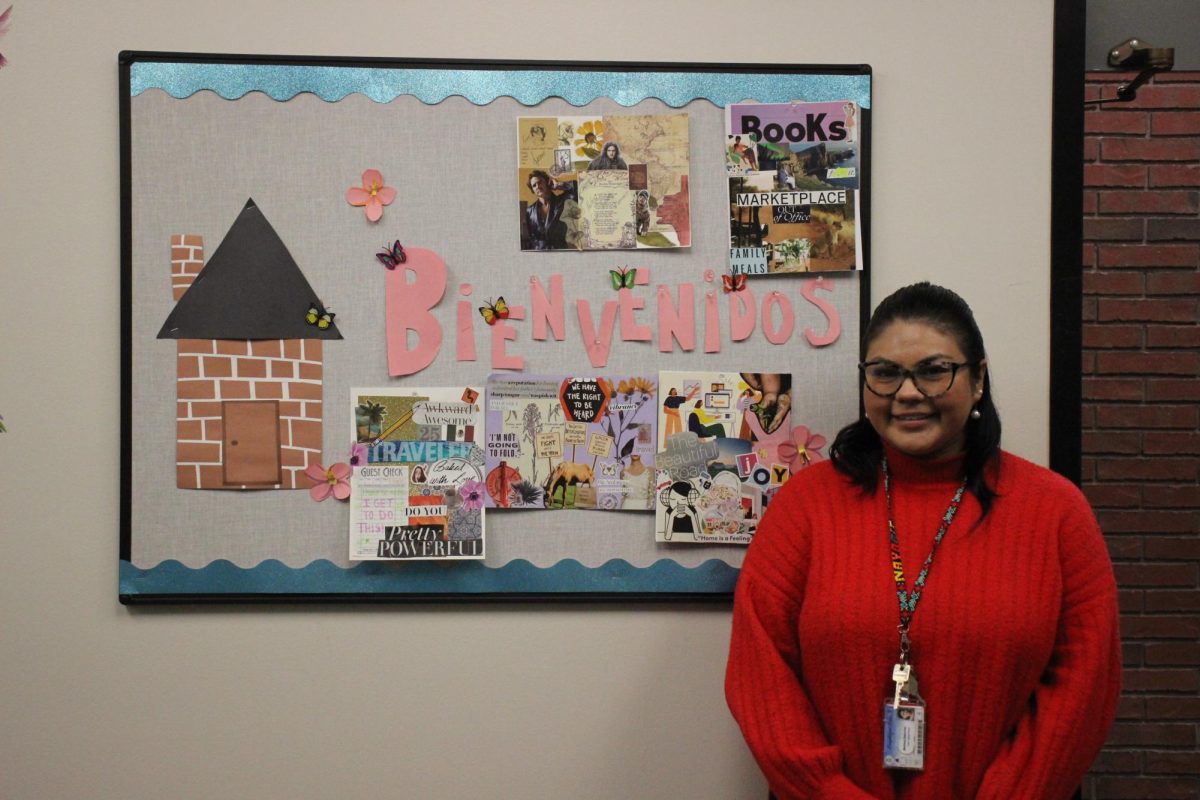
[722,272,747,293]
[478,297,510,326]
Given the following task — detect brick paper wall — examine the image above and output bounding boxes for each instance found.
[1083,71,1200,799]
[175,338,324,490]
[170,234,205,301]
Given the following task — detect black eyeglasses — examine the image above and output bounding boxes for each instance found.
[858,360,975,399]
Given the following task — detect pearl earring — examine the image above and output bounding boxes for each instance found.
[970,407,982,420]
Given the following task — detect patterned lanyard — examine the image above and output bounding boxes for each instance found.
[882,455,967,660]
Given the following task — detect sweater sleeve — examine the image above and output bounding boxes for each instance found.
[725,481,878,800]
[974,484,1122,800]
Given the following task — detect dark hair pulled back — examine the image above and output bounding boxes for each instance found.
[829,282,1002,517]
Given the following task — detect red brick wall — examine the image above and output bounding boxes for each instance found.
[1083,71,1200,799]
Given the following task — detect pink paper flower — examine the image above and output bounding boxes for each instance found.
[779,426,828,473]
[305,462,351,501]
[345,169,395,223]
[349,442,368,467]
[459,479,485,511]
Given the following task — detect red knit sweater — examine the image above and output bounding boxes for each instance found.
[726,448,1120,800]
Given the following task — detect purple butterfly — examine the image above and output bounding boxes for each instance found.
[0,6,12,69]
[376,239,406,270]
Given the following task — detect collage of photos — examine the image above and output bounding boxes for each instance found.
[349,387,486,561]
[518,114,691,251]
[343,371,828,546]
[654,371,795,545]
[726,100,862,275]
[483,374,659,511]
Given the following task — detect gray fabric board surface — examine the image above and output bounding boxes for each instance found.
[130,89,861,570]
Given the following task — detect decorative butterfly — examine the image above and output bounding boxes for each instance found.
[376,240,406,269]
[0,6,11,69]
[722,272,748,293]
[609,267,636,291]
[478,297,509,326]
[306,302,335,330]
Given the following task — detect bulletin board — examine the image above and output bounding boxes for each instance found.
[119,52,871,602]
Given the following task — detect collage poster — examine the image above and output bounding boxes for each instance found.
[726,101,862,275]
[483,375,658,511]
[349,387,486,561]
[518,113,691,251]
[655,371,793,545]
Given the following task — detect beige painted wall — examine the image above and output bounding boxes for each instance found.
[0,1,1055,797]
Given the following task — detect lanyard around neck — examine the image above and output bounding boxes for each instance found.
[882,455,967,660]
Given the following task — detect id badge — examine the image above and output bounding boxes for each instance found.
[882,700,925,770]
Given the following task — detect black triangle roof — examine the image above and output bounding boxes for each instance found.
[157,199,342,340]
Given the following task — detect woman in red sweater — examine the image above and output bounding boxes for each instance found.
[726,282,1120,800]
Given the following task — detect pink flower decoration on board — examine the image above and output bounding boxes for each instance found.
[778,425,828,473]
[459,479,485,512]
[345,169,396,223]
[349,442,368,467]
[305,462,351,502]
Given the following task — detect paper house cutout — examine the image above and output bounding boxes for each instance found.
[159,199,339,490]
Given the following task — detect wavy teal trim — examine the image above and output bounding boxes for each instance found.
[120,557,740,596]
[129,62,870,108]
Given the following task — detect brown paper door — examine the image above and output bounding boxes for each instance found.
[222,401,281,486]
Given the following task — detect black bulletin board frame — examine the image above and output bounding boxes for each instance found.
[119,52,872,603]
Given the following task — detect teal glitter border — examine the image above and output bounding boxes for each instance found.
[120,558,741,597]
[129,62,871,108]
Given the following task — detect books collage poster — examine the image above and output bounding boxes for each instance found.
[726,101,862,276]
